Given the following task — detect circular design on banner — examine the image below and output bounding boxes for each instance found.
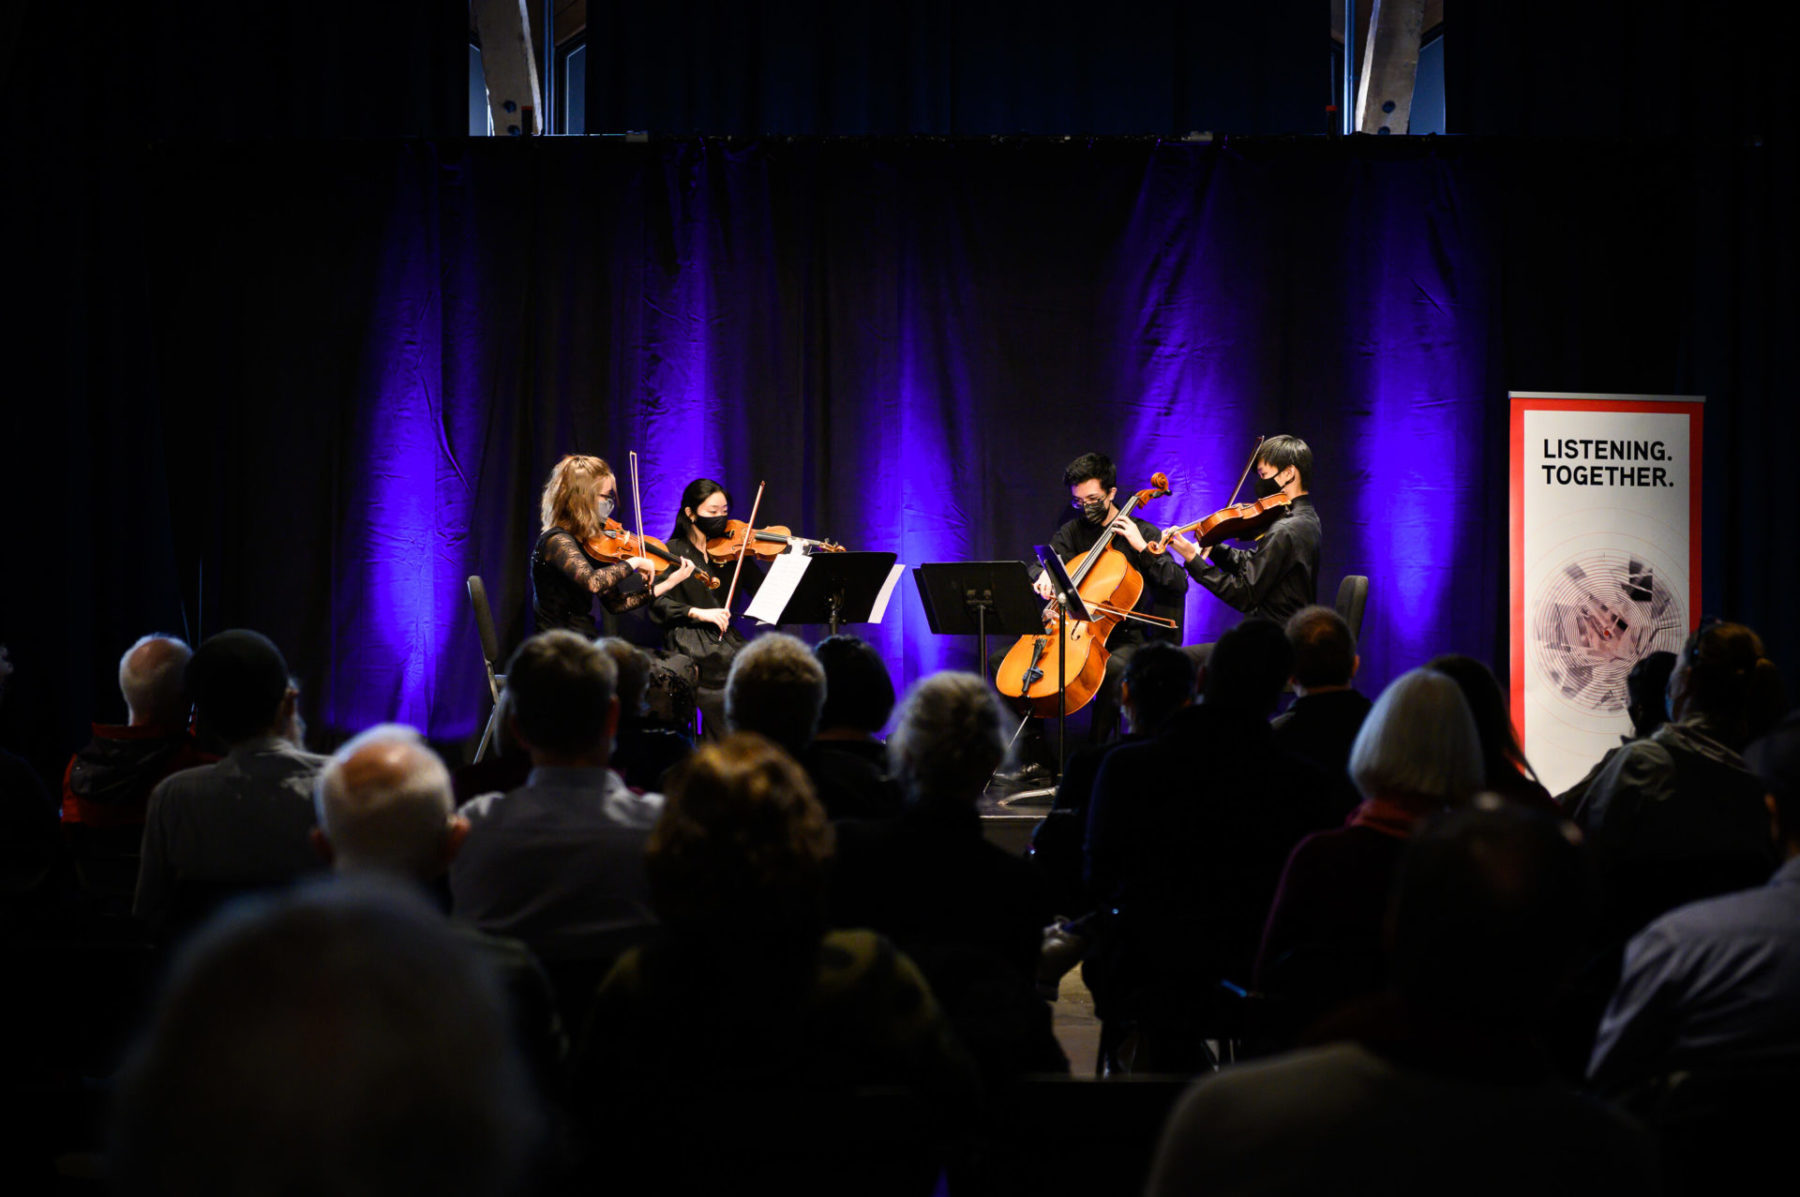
[1529,549,1687,715]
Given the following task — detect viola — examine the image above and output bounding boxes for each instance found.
[584,519,719,589]
[1149,492,1294,553]
[704,520,845,562]
[993,472,1177,719]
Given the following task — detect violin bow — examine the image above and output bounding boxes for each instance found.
[628,450,646,557]
[718,480,765,642]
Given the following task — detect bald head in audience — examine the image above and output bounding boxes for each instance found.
[313,724,468,880]
[119,634,192,727]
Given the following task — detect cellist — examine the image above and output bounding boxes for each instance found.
[994,452,1186,787]
[1163,435,1321,626]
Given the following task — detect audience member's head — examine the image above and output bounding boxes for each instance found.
[812,634,896,739]
[725,633,826,756]
[1669,620,1788,749]
[111,880,536,1197]
[0,644,13,704]
[1626,651,1678,739]
[1202,618,1293,715]
[1349,668,1482,811]
[119,634,193,727]
[1745,716,1800,859]
[1388,800,1595,1027]
[1121,642,1196,735]
[888,671,1008,804]
[1286,606,1357,693]
[504,630,618,763]
[314,724,465,880]
[184,630,297,746]
[595,637,651,721]
[647,733,833,940]
[1427,654,1538,789]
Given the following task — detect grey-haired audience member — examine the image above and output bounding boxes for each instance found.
[832,673,1066,1078]
[133,629,326,934]
[724,632,827,758]
[887,671,1009,803]
[313,723,467,878]
[1254,668,1483,1038]
[314,724,567,1086]
[1345,667,1483,810]
[111,880,539,1197]
[1148,803,1655,1197]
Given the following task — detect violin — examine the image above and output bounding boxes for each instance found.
[993,472,1177,719]
[1149,492,1293,553]
[704,520,845,563]
[583,520,720,589]
[1149,435,1293,556]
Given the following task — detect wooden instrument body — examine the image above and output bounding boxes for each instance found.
[994,543,1144,719]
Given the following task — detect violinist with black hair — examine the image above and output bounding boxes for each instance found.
[1164,434,1321,626]
[649,478,765,738]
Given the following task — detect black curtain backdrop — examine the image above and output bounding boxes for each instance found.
[583,1,1321,136]
[4,135,1796,778]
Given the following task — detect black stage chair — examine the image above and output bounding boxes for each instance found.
[467,575,507,762]
[1334,574,1370,642]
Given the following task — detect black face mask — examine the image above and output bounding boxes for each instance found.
[1080,499,1110,525]
[693,513,731,539]
[1254,469,1286,499]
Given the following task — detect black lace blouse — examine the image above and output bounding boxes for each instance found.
[531,528,651,637]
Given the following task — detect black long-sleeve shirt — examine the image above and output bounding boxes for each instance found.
[1184,495,1321,625]
[531,528,652,638]
[1028,511,1187,646]
[648,535,764,687]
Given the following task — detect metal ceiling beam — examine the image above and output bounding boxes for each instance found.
[1354,0,1426,134]
[471,0,542,136]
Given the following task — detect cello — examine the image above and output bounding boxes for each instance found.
[994,472,1176,719]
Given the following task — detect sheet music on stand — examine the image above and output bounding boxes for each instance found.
[744,551,904,634]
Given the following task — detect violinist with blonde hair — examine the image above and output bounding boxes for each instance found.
[532,455,694,638]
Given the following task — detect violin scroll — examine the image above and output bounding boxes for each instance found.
[1134,472,1171,508]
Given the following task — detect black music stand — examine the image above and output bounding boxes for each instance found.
[1036,545,1096,786]
[760,551,900,635]
[912,562,1044,685]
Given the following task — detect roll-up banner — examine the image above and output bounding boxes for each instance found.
[1509,392,1704,797]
